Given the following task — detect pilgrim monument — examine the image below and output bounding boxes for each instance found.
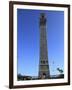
[38,13,50,79]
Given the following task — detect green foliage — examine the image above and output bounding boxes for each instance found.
[57,68,63,74]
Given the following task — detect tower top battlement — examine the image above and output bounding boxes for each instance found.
[40,13,45,18]
[40,13,46,26]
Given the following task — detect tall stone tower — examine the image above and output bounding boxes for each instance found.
[38,13,50,79]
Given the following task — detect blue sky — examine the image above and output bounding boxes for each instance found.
[17,9,64,76]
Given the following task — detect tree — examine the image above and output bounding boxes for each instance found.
[57,68,63,74]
